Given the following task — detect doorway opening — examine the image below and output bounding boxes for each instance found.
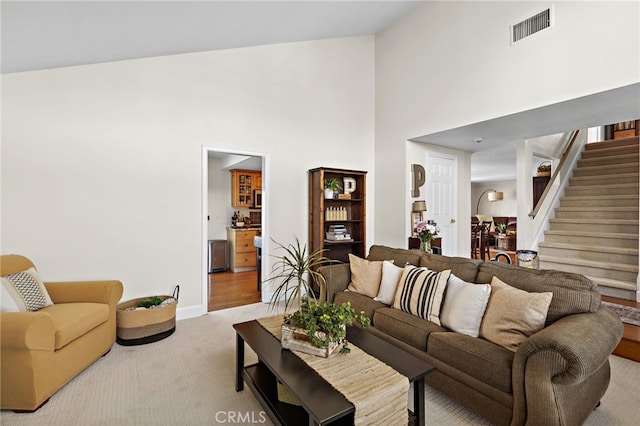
[202,147,268,312]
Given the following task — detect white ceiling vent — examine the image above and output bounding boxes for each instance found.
[511,7,553,44]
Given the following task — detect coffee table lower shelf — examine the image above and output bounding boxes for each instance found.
[241,362,354,426]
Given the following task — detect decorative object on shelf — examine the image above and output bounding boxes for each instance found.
[536,161,552,176]
[411,164,426,197]
[411,200,427,236]
[414,220,439,253]
[475,189,504,214]
[323,177,342,199]
[265,237,369,356]
[343,177,356,194]
[496,223,507,235]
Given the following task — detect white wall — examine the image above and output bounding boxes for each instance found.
[472,182,517,217]
[375,1,639,254]
[1,36,375,317]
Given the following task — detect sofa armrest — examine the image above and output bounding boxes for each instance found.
[510,307,623,425]
[0,312,55,351]
[317,264,351,302]
[44,280,123,307]
[514,307,622,385]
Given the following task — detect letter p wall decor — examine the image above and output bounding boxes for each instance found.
[411,164,425,198]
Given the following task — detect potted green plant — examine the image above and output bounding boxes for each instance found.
[323,177,342,199]
[265,237,369,356]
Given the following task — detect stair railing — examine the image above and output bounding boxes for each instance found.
[528,129,588,247]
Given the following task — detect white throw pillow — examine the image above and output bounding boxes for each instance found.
[374,260,403,305]
[440,274,491,337]
[1,267,53,312]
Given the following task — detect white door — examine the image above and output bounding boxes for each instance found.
[425,153,457,256]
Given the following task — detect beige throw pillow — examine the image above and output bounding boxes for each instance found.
[480,277,553,352]
[347,254,383,298]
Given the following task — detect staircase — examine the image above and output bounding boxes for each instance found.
[539,136,639,300]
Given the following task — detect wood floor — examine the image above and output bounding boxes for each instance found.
[602,295,640,362]
[208,270,261,312]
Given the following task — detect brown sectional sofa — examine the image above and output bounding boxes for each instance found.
[318,245,623,426]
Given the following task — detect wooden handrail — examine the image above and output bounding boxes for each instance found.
[529,129,580,218]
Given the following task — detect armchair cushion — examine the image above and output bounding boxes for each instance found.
[40,303,109,349]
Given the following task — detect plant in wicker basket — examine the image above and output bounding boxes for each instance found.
[265,237,369,355]
[286,297,369,354]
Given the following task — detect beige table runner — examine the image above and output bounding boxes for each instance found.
[257,315,409,426]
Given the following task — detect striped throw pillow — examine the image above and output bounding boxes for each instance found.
[393,265,451,326]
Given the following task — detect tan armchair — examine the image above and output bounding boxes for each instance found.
[1,255,123,411]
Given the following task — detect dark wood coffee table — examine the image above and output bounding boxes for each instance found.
[234,320,434,425]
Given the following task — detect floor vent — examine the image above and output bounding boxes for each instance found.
[512,7,552,44]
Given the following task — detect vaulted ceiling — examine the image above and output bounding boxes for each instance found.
[3,1,638,182]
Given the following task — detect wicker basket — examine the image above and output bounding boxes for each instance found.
[116,286,179,346]
[536,161,551,177]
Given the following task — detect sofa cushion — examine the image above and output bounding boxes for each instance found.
[393,266,451,326]
[427,331,514,393]
[373,307,447,350]
[1,267,53,312]
[440,274,491,338]
[40,303,109,349]
[333,291,388,322]
[367,245,423,266]
[476,261,599,324]
[420,254,482,283]
[480,277,552,352]
[374,260,404,305]
[346,254,383,298]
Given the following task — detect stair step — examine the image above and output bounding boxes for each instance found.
[569,172,639,186]
[548,218,639,234]
[554,207,639,220]
[577,152,639,167]
[559,195,639,208]
[591,276,638,292]
[582,143,639,159]
[543,230,639,249]
[584,136,639,150]
[565,183,639,196]
[572,163,639,177]
[538,256,638,282]
[538,241,638,264]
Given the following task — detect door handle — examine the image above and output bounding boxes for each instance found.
[450,219,456,224]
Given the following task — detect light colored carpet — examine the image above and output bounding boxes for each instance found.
[1,302,638,425]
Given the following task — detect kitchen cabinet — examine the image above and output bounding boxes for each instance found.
[231,169,262,208]
[227,228,259,272]
[308,167,367,290]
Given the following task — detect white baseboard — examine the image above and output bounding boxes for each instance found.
[176,304,206,321]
